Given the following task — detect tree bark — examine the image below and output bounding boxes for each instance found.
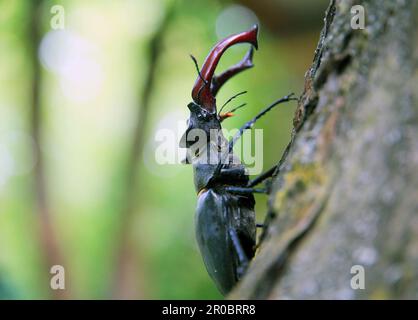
[230,0,418,299]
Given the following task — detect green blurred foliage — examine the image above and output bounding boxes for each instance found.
[0,0,325,299]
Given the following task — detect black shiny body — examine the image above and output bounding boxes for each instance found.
[194,162,255,295]
[181,25,295,295]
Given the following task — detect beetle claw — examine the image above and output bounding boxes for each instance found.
[236,263,248,280]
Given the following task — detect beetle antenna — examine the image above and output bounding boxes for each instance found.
[227,103,247,114]
[190,54,209,103]
[218,91,247,115]
[219,103,247,122]
[190,54,207,84]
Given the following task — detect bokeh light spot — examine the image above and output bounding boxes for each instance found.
[216,5,259,40]
[39,30,103,102]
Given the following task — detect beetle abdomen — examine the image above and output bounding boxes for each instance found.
[195,189,255,295]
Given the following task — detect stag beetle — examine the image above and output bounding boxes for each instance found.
[180,25,296,295]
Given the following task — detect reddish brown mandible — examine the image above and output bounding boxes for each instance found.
[191,25,259,113]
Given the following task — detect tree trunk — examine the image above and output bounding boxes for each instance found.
[230,0,418,299]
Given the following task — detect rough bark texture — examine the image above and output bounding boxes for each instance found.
[230,0,418,299]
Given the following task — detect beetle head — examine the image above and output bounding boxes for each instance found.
[179,102,221,149]
[180,25,259,152]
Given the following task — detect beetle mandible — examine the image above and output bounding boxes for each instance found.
[180,25,296,295]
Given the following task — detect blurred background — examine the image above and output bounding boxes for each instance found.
[0,0,328,299]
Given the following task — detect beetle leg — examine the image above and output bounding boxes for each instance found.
[248,139,294,188]
[228,228,249,279]
[218,167,248,184]
[227,93,297,152]
[209,95,297,189]
[225,186,267,195]
[247,165,278,188]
